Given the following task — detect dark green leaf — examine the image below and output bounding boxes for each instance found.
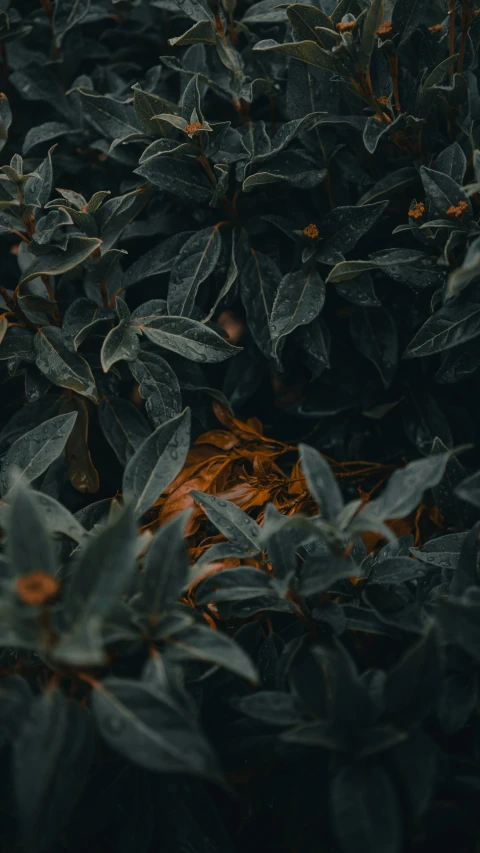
[330,761,402,853]
[135,315,241,362]
[349,305,398,389]
[168,226,222,316]
[98,397,151,467]
[34,327,99,402]
[0,412,76,496]
[123,408,191,518]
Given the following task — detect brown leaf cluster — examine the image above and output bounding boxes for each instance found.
[150,402,443,576]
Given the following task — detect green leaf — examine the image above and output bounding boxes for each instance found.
[129,352,182,426]
[98,397,151,467]
[123,409,191,518]
[143,510,191,617]
[168,226,222,317]
[13,689,69,852]
[91,677,219,778]
[34,327,99,403]
[19,238,102,285]
[320,202,388,255]
[240,250,281,358]
[298,444,343,521]
[54,503,138,666]
[270,268,325,356]
[70,88,141,141]
[357,449,456,523]
[123,233,194,289]
[134,157,214,202]
[135,315,241,362]
[168,623,259,682]
[287,5,334,46]
[191,491,262,551]
[359,0,384,73]
[7,482,57,578]
[253,39,338,73]
[391,0,423,45]
[0,93,12,154]
[62,298,113,352]
[169,19,216,46]
[403,289,480,358]
[100,321,140,373]
[330,761,402,853]
[0,413,77,496]
[385,622,442,725]
[349,305,398,388]
[53,0,90,46]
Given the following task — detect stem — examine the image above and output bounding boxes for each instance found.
[198,152,217,188]
[0,285,37,332]
[40,0,61,59]
[41,274,61,325]
[458,0,474,74]
[388,54,401,114]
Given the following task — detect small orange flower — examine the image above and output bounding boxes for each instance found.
[186,121,203,135]
[428,24,443,33]
[377,21,393,37]
[16,572,60,605]
[408,201,425,220]
[336,20,356,32]
[446,200,469,218]
[303,223,319,239]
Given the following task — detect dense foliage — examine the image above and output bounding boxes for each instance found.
[2,0,480,851]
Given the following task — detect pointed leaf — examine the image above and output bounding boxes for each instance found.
[123,409,191,518]
[0,413,77,496]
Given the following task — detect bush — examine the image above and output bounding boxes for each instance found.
[2,1,480,851]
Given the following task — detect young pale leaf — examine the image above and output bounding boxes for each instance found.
[123,409,191,518]
[0,412,77,497]
[168,226,222,317]
[299,444,343,521]
[191,491,262,551]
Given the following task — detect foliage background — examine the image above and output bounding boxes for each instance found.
[2,1,480,852]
